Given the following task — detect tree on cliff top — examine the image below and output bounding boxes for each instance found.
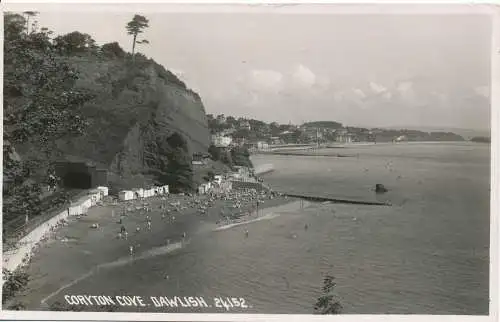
[126,14,150,62]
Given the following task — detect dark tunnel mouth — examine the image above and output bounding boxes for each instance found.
[62,171,92,189]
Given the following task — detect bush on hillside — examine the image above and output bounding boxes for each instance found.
[2,269,29,303]
[3,12,94,231]
[314,275,342,314]
[101,42,126,59]
[53,31,98,55]
[230,147,252,168]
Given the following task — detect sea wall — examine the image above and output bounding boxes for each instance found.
[2,184,170,277]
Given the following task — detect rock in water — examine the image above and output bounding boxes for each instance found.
[375,184,388,193]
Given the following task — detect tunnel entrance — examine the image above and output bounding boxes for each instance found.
[63,171,92,189]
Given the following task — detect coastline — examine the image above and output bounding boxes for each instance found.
[8,187,293,310]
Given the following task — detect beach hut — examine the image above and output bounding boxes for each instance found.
[119,190,134,201]
[68,202,82,216]
[132,188,144,199]
[144,188,154,198]
[88,189,102,206]
[97,186,109,197]
[80,197,92,214]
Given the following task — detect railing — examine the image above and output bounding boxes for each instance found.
[3,189,86,251]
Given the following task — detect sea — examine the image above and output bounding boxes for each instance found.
[55,142,491,315]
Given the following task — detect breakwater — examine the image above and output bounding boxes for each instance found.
[281,193,391,206]
[268,152,358,157]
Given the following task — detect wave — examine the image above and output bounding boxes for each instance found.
[213,200,311,232]
[214,212,281,231]
[40,241,187,305]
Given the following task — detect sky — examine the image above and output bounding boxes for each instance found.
[25,4,493,130]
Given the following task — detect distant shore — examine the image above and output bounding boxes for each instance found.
[253,140,478,156]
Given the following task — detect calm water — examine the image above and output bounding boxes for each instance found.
[58,142,491,314]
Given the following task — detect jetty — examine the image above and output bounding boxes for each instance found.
[282,193,391,206]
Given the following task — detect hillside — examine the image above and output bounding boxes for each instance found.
[56,56,210,179]
[3,12,212,228]
[302,121,343,129]
[4,13,210,193]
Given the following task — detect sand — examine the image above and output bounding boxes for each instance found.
[9,191,294,310]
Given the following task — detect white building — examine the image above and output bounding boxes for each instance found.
[239,120,251,130]
[211,134,232,148]
[257,141,269,150]
[213,175,223,185]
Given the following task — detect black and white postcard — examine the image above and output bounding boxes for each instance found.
[1,2,498,321]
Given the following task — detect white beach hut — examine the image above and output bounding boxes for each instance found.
[97,186,109,197]
[119,190,134,201]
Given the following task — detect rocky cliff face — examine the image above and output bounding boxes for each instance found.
[55,56,210,187]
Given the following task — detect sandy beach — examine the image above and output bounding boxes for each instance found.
[10,189,296,310]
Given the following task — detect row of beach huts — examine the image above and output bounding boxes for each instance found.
[2,184,170,274]
[117,185,170,201]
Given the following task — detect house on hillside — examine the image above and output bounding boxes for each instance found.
[192,152,210,165]
[335,129,355,143]
[239,120,251,131]
[257,141,269,150]
[216,115,226,124]
[269,137,282,145]
[211,134,232,148]
[394,135,407,142]
[232,137,247,147]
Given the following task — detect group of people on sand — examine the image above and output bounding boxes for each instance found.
[103,187,284,257]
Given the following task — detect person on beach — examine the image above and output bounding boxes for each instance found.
[129,245,134,256]
[147,220,152,231]
[304,224,308,231]
[245,229,249,238]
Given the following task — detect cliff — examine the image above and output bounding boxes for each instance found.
[53,56,210,188]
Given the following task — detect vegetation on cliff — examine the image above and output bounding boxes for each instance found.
[3,12,207,234]
[208,144,253,169]
[3,12,95,229]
